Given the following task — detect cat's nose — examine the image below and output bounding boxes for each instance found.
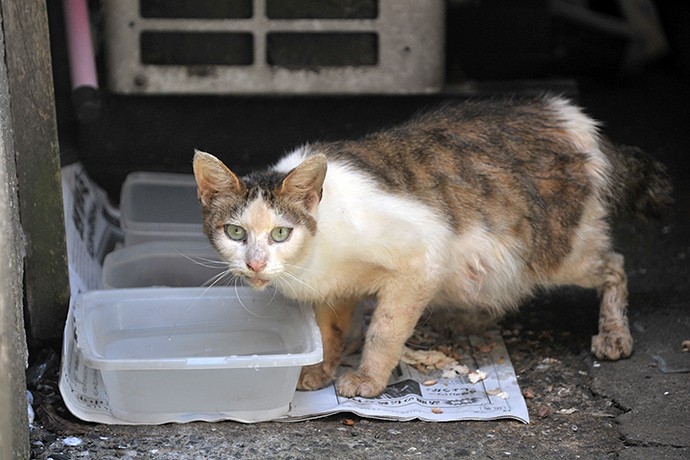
[246,259,267,273]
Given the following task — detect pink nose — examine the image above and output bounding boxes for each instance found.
[246,259,267,273]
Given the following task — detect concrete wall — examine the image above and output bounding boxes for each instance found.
[0,9,30,459]
[1,0,69,344]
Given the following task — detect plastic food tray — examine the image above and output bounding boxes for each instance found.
[62,287,322,423]
[102,241,226,289]
[119,172,206,245]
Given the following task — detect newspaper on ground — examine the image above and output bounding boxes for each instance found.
[286,331,528,422]
[58,163,530,424]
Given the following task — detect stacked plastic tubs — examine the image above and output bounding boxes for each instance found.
[65,172,322,423]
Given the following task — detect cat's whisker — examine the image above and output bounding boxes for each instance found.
[275,265,340,314]
[168,279,223,340]
[201,267,235,288]
[175,249,229,269]
[201,271,225,288]
[282,263,323,278]
[279,270,320,297]
[265,284,282,311]
[275,275,300,303]
[278,271,336,314]
[277,273,305,300]
[232,278,282,319]
[276,274,334,318]
[232,279,251,315]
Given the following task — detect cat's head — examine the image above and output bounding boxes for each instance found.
[193,150,327,290]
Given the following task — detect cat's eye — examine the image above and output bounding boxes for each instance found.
[224,224,247,241]
[270,227,292,243]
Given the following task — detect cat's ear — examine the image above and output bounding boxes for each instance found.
[193,149,244,206]
[279,154,327,211]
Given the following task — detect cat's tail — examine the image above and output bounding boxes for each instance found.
[604,141,673,219]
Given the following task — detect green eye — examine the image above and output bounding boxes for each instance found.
[270,227,292,242]
[224,224,247,241]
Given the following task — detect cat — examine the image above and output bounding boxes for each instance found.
[192,95,672,398]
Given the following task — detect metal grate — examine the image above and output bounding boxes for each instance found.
[103,0,444,94]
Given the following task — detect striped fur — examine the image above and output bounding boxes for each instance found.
[194,95,671,398]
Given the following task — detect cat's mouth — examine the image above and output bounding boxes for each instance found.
[246,275,271,289]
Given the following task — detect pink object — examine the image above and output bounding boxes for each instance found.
[63,0,98,89]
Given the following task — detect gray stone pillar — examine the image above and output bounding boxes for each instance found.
[0,13,30,460]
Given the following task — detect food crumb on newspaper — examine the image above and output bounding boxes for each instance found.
[468,370,488,384]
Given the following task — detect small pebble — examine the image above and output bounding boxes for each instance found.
[62,437,83,447]
[560,408,578,415]
[537,406,550,418]
[681,340,690,352]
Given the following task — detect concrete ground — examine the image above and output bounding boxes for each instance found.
[28,67,689,459]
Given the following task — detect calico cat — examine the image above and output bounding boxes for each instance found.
[193,95,672,398]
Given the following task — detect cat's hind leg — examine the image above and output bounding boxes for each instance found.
[590,252,633,360]
[559,248,633,360]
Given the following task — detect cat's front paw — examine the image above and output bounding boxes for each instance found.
[297,363,336,391]
[591,331,633,360]
[336,371,387,398]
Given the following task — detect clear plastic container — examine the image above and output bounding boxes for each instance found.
[119,171,206,245]
[102,241,227,289]
[69,287,322,423]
